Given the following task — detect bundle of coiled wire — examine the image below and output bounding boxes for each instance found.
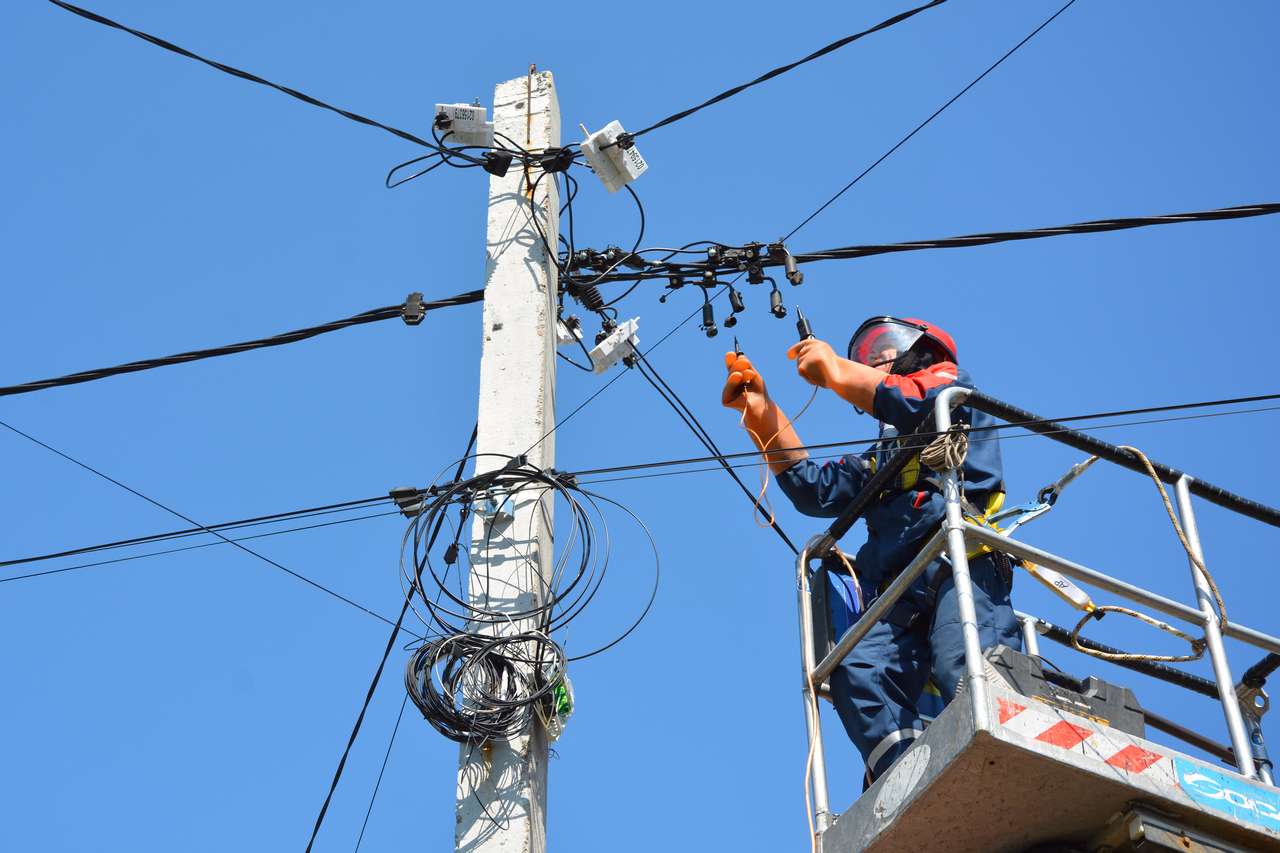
[404,631,566,743]
[400,455,658,744]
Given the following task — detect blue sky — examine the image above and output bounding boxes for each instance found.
[2,1,1278,850]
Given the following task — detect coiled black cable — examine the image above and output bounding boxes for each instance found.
[398,454,658,743]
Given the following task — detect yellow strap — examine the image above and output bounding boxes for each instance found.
[964,491,1005,560]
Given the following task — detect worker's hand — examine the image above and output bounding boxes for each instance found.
[722,351,769,413]
[787,339,843,389]
[788,338,884,412]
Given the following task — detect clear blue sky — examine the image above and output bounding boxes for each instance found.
[3,1,1278,850]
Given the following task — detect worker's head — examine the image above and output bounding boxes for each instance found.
[847,317,957,375]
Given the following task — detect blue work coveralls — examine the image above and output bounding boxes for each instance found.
[777,361,1021,778]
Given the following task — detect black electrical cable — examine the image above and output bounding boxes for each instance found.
[0,291,483,398]
[0,510,399,585]
[564,393,1280,481]
[0,418,400,627]
[783,0,1077,241]
[576,202,1280,287]
[45,0,452,156]
[353,695,408,853]
[573,402,1280,486]
[400,451,659,743]
[633,351,799,554]
[619,0,948,143]
[794,203,1280,266]
[304,425,476,853]
[11,391,1273,585]
[1,496,391,569]
[304,596,413,853]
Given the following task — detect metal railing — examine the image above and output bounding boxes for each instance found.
[795,387,1280,834]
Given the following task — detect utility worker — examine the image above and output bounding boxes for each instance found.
[721,316,1021,781]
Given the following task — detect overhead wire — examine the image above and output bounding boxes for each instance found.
[2,496,392,569]
[45,0,453,155]
[0,509,400,585]
[8,393,1277,584]
[0,418,401,627]
[618,0,949,144]
[304,424,477,853]
[633,349,799,554]
[354,695,409,853]
[0,291,482,398]
[555,202,1280,292]
[784,0,1078,241]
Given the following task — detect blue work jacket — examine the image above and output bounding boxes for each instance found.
[777,362,1004,586]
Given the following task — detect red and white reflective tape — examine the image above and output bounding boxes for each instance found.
[998,697,1165,774]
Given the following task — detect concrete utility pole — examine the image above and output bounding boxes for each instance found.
[456,69,560,853]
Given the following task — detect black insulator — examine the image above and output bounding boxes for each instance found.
[770,288,787,318]
[701,302,718,338]
[724,315,737,328]
[577,284,606,313]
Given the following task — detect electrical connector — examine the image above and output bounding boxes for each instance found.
[588,317,640,375]
[435,102,495,148]
[578,121,648,194]
[555,316,583,348]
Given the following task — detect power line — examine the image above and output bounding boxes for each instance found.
[1,496,391,569]
[0,510,399,585]
[45,0,451,155]
[578,202,1280,288]
[784,0,1078,241]
[793,203,1280,265]
[10,392,1277,584]
[634,350,799,554]
[620,0,948,144]
[304,425,476,853]
[566,393,1280,481]
[575,405,1280,487]
[0,291,481,398]
[0,418,400,627]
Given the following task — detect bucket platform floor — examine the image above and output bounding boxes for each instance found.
[821,682,1280,853]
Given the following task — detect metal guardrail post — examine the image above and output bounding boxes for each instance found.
[935,387,991,731]
[1173,476,1257,779]
[811,533,945,685]
[796,547,834,833]
[1019,614,1041,658]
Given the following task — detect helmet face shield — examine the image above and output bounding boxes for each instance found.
[847,319,925,369]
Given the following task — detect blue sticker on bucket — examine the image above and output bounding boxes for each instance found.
[1174,757,1280,830]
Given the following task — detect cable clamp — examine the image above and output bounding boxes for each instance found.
[390,486,425,517]
[402,292,426,326]
[538,147,575,174]
[543,468,579,488]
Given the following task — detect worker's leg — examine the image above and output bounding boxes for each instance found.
[828,577,932,779]
[927,552,1021,700]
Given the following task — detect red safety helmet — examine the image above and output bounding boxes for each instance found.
[847,317,957,375]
